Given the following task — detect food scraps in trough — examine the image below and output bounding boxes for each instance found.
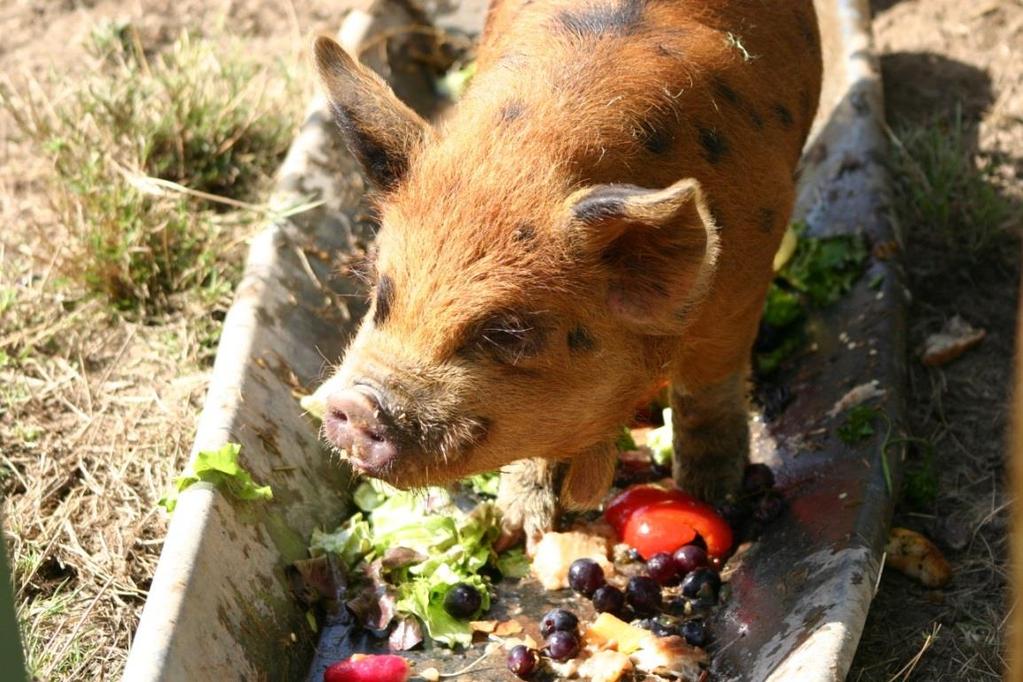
[302,406,791,680]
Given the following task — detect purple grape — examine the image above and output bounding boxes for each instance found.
[442,583,482,619]
[546,630,581,662]
[646,552,680,585]
[540,608,578,638]
[506,645,538,678]
[673,544,709,575]
[753,491,786,523]
[567,558,605,596]
[681,568,721,602]
[591,585,625,615]
[626,576,663,615]
[688,534,708,551]
[742,463,775,495]
[680,619,709,647]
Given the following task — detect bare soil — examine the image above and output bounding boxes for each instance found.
[0,0,1019,680]
[0,1,345,678]
[849,1,1022,680]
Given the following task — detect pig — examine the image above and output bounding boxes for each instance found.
[313,0,822,548]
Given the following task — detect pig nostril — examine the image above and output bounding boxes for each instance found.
[329,408,349,424]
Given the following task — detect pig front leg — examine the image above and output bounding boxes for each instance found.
[496,457,557,554]
[496,445,617,554]
[670,371,749,503]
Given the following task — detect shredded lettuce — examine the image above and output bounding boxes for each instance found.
[496,548,530,579]
[647,408,674,467]
[309,514,373,568]
[311,481,505,647]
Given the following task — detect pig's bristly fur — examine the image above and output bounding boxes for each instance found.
[314,0,822,541]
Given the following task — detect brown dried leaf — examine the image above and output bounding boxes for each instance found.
[921,315,986,367]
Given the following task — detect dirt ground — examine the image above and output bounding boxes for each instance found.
[0,0,1020,680]
[849,0,1022,680]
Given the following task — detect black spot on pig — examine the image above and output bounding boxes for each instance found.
[514,223,537,243]
[757,208,776,233]
[697,126,729,164]
[773,104,794,129]
[374,275,394,325]
[555,0,645,39]
[793,9,818,49]
[639,119,674,154]
[713,77,764,129]
[500,100,526,123]
[567,325,597,353]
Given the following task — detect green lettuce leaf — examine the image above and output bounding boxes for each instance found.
[309,514,373,568]
[615,426,638,452]
[159,442,272,513]
[395,573,490,647]
[496,548,530,579]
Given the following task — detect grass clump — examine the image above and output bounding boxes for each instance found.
[1,22,300,313]
[889,109,1016,259]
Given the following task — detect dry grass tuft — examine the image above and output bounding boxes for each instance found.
[0,16,308,680]
[1,21,300,313]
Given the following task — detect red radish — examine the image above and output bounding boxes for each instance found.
[324,654,410,682]
[622,499,733,559]
[603,485,686,535]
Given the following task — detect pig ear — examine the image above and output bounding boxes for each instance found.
[564,178,720,335]
[313,36,430,190]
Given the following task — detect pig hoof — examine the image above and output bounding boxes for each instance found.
[673,457,746,504]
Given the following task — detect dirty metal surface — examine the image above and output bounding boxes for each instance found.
[128,0,902,680]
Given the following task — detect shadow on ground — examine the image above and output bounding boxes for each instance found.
[848,38,1019,682]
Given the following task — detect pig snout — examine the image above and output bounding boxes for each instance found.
[323,386,399,473]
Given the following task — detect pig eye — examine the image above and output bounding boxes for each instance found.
[472,312,547,365]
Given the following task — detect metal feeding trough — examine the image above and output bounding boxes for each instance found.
[124,0,902,679]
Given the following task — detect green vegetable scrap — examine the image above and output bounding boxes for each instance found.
[646,408,674,467]
[436,61,477,101]
[311,480,507,647]
[465,471,500,497]
[783,226,868,306]
[615,426,638,452]
[496,548,530,579]
[762,286,804,329]
[159,442,273,513]
[756,222,868,374]
[837,405,879,445]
